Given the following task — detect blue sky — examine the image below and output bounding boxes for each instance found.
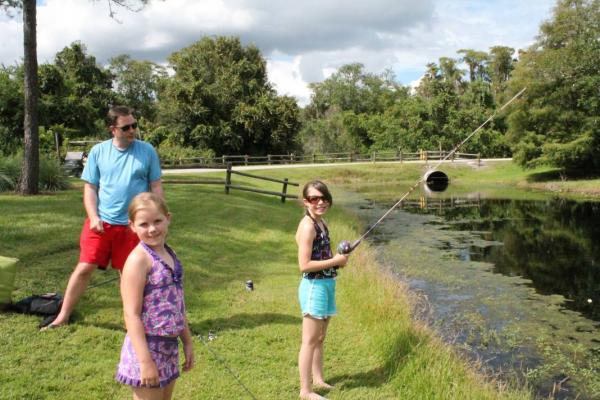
[1,0,556,106]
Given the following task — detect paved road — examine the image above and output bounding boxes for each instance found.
[162,158,512,175]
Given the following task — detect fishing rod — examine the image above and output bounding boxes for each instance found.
[337,87,527,255]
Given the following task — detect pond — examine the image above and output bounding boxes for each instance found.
[341,185,600,399]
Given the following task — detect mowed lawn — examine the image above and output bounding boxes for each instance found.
[0,163,532,400]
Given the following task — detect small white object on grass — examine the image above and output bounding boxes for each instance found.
[587,298,593,304]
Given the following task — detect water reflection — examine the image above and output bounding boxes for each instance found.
[340,185,600,399]
[401,197,600,321]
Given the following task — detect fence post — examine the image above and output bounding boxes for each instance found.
[222,155,226,165]
[268,154,272,165]
[291,153,295,163]
[225,163,232,194]
[312,153,316,163]
[244,155,249,166]
[477,153,481,166]
[349,152,353,162]
[399,150,403,163]
[424,151,428,165]
[281,178,288,203]
[371,151,376,163]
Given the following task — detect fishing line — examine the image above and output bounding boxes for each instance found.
[337,87,527,254]
[87,274,120,290]
[197,333,259,400]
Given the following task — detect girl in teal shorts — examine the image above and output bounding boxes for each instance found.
[295,180,351,400]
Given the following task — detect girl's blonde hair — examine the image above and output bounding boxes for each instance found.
[128,192,169,221]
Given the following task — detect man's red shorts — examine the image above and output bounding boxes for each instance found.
[79,219,139,270]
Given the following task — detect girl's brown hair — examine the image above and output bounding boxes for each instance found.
[302,180,333,205]
[128,192,169,221]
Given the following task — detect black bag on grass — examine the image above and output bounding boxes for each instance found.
[11,292,63,316]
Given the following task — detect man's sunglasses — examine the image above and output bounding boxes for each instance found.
[115,122,138,131]
[305,195,329,204]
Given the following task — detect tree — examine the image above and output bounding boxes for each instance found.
[506,0,600,172]
[0,66,23,154]
[157,36,300,155]
[301,63,408,153]
[44,42,116,136]
[488,46,515,96]
[0,0,151,195]
[457,49,489,82]
[306,63,405,118]
[438,57,466,95]
[108,54,166,121]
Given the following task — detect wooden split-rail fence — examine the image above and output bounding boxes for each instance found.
[161,150,481,169]
[163,163,299,203]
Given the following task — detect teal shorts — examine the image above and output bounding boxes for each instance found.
[298,277,337,319]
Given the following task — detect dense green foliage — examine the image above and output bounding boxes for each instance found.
[1,0,599,175]
[0,152,69,192]
[157,36,301,156]
[507,0,600,172]
[108,54,166,122]
[299,51,516,158]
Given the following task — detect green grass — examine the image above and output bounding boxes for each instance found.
[0,160,568,399]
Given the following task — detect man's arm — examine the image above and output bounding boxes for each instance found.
[83,182,103,233]
[150,179,164,199]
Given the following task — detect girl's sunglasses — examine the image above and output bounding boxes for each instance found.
[305,195,329,205]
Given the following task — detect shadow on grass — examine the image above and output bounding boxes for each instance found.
[526,169,563,182]
[329,328,423,390]
[190,312,300,334]
[527,168,600,182]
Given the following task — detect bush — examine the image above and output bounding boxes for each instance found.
[0,154,20,192]
[157,144,215,165]
[0,153,70,193]
[39,156,70,191]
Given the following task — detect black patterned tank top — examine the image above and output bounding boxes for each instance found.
[303,213,337,279]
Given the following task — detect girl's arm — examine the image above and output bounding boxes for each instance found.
[296,218,348,273]
[120,247,159,386]
[180,318,195,372]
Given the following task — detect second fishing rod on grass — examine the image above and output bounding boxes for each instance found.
[336,87,527,255]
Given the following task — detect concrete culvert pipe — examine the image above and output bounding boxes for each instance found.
[424,170,449,192]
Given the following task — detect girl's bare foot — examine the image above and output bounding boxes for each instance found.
[313,381,334,390]
[299,392,328,400]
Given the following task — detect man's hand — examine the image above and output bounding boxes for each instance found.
[89,216,104,234]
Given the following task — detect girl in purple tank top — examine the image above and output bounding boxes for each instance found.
[115,192,194,399]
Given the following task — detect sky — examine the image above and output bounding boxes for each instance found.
[1,0,557,106]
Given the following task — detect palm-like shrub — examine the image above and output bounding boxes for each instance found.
[0,153,70,192]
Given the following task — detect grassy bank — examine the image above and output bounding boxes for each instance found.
[0,160,563,399]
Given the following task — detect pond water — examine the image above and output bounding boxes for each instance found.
[342,186,600,399]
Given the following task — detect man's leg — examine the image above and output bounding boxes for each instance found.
[49,262,97,326]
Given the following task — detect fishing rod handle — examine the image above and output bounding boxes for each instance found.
[337,239,361,254]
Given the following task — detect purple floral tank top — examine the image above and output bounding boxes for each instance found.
[140,242,186,336]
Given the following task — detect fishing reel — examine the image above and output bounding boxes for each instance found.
[337,240,360,254]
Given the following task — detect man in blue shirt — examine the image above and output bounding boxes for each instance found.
[42,106,163,330]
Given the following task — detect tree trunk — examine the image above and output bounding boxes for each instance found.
[19,0,39,195]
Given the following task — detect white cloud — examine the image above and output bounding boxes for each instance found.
[267,55,312,106]
[1,0,555,106]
